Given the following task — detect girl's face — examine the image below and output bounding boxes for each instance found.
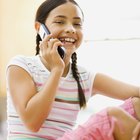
[45,2,84,55]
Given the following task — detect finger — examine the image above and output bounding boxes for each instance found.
[39,41,48,51]
[53,42,64,51]
[132,123,140,140]
[43,34,53,42]
[41,34,53,48]
[132,135,137,140]
[40,36,54,50]
[133,123,140,135]
[48,38,62,49]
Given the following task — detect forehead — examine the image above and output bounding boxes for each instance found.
[47,2,83,20]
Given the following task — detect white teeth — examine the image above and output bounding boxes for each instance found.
[60,38,75,43]
[65,38,75,42]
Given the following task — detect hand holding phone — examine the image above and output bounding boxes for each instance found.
[38,24,65,59]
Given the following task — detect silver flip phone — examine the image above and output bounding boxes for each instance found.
[38,24,65,59]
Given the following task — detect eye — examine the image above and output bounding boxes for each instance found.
[73,22,83,27]
[74,23,81,26]
[54,21,65,24]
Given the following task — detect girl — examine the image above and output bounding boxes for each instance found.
[6,0,140,140]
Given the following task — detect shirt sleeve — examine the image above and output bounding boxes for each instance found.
[6,55,32,77]
[88,70,97,97]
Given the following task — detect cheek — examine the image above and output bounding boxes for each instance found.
[49,27,61,37]
[77,32,83,46]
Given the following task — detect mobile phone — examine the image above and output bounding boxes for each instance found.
[38,24,65,59]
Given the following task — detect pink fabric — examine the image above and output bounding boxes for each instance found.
[57,98,136,140]
[120,97,137,119]
[58,110,115,140]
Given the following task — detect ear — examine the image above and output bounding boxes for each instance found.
[35,22,41,33]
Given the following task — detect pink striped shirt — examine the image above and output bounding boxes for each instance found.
[6,55,95,139]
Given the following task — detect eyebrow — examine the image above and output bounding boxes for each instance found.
[54,15,82,20]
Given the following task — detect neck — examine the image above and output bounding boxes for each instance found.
[62,54,72,77]
[62,62,70,77]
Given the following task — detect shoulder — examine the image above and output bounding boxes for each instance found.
[77,65,88,74]
[6,55,39,75]
[77,65,93,76]
[77,65,97,86]
[77,65,96,81]
[8,54,37,62]
[7,55,38,67]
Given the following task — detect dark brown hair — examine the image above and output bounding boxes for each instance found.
[35,0,86,108]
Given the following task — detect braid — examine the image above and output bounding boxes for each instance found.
[71,52,86,108]
[35,34,41,55]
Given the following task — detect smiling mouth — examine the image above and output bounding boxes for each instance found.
[59,37,76,44]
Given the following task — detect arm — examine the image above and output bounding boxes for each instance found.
[7,65,63,132]
[6,35,65,132]
[92,73,139,100]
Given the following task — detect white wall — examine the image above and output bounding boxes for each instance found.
[76,40,140,124]
[75,0,140,124]
[77,0,140,40]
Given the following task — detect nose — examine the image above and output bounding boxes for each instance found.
[65,24,76,34]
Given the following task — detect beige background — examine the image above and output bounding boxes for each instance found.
[0,1,45,97]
